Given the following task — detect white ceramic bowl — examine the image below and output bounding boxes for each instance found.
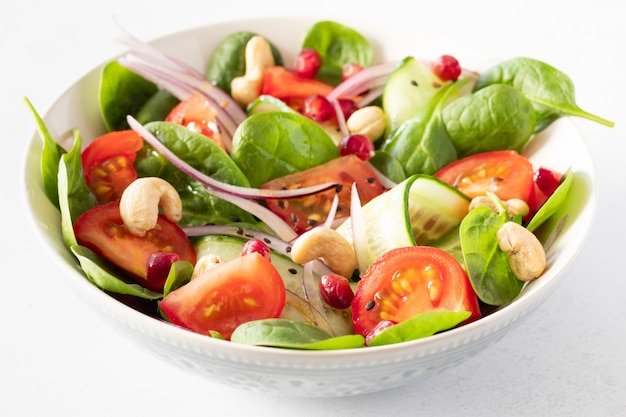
[21,16,597,397]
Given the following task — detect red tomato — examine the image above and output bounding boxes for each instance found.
[73,201,197,292]
[261,155,384,234]
[165,92,226,151]
[434,150,535,203]
[159,252,286,340]
[352,246,481,338]
[82,130,143,204]
[261,66,335,102]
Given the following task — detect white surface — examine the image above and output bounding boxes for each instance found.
[1,0,624,415]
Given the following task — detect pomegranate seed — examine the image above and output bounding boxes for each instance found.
[241,239,272,261]
[534,167,561,195]
[302,94,335,123]
[338,134,375,161]
[146,252,180,287]
[342,62,364,81]
[431,55,462,82]
[293,48,322,79]
[338,98,359,120]
[319,273,355,310]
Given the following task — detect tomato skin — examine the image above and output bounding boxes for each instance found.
[165,93,226,151]
[352,246,481,338]
[261,66,335,101]
[82,130,143,204]
[261,155,384,234]
[159,253,286,340]
[73,202,196,292]
[434,150,535,203]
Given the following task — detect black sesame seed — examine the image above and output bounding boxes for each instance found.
[290,213,298,223]
[285,246,292,253]
[366,177,375,183]
[365,300,375,311]
[307,218,319,227]
[288,268,297,275]
[335,184,343,193]
[410,80,418,87]
[263,237,271,244]
[235,227,244,235]
[277,200,286,209]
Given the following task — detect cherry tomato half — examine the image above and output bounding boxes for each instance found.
[434,150,535,203]
[159,252,286,340]
[352,246,481,338]
[165,92,226,151]
[82,130,143,204]
[73,201,196,292]
[261,155,384,234]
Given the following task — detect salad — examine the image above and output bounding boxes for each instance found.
[26,20,614,350]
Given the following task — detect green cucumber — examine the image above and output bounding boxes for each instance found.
[382,56,450,135]
[194,235,353,336]
[336,174,470,271]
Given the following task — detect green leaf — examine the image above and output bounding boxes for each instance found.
[230,318,365,350]
[381,80,468,176]
[135,89,180,125]
[24,97,64,208]
[57,130,97,248]
[230,112,339,187]
[442,84,537,158]
[460,203,523,306]
[162,260,194,297]
[474,57,614,131]
[367,310,471,347]
[301,21,373,85]
[137,121,255,226]
[71,245,162,300]
[99,61,159,132]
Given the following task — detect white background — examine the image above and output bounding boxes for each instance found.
[2,1,624,416]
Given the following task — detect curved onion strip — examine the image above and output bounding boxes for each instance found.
[327,61,399,102]
[323,194,340,228]
[300,261,335,335]
[283,289,334,336]
[349,182,368,274]
[127,115,337,201]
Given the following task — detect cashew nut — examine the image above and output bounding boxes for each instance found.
[231,35,275,107]
[119,177,182,237]
[290,227,357,278]
[496,221,546,281]
[346,106,386,142]
[191,254,225,280]
[469,196,529,218]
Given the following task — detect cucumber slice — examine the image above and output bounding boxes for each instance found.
[336,174,470,270]
[194,234,354,336]
[246,94,296,116]
[383,56,450,135]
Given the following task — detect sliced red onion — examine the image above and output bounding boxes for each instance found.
[283,289,334,336]
[127,115,337,200]
[323,194,339,228]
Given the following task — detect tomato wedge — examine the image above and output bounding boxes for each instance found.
[261,155,384,234]
[73,201,196,292]
[434,150,535,203]
[82,130,143,204]
[159,252,286,340]
[352,246,481,338]
[165,92,226,151]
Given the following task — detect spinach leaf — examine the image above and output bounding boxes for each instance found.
[380,79,467,176]
[230,112,339,187]
[526,167,573,232]
[205,31,283,95]
[474,57,614,131]
[99,61,159,132]
[136,121,255,226]
[230,318,365,350]
[442,84,536,158]
[460,203,523,306]
[162,260,194,297]
[135,89,180,125]
[24,97,65,208]
[368,150,407,184]
[71,245,162,300]
[57,129,97,248]
[301,21,373,85]
[367,310,471,347]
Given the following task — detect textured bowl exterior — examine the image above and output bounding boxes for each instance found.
[21,16,597,397]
